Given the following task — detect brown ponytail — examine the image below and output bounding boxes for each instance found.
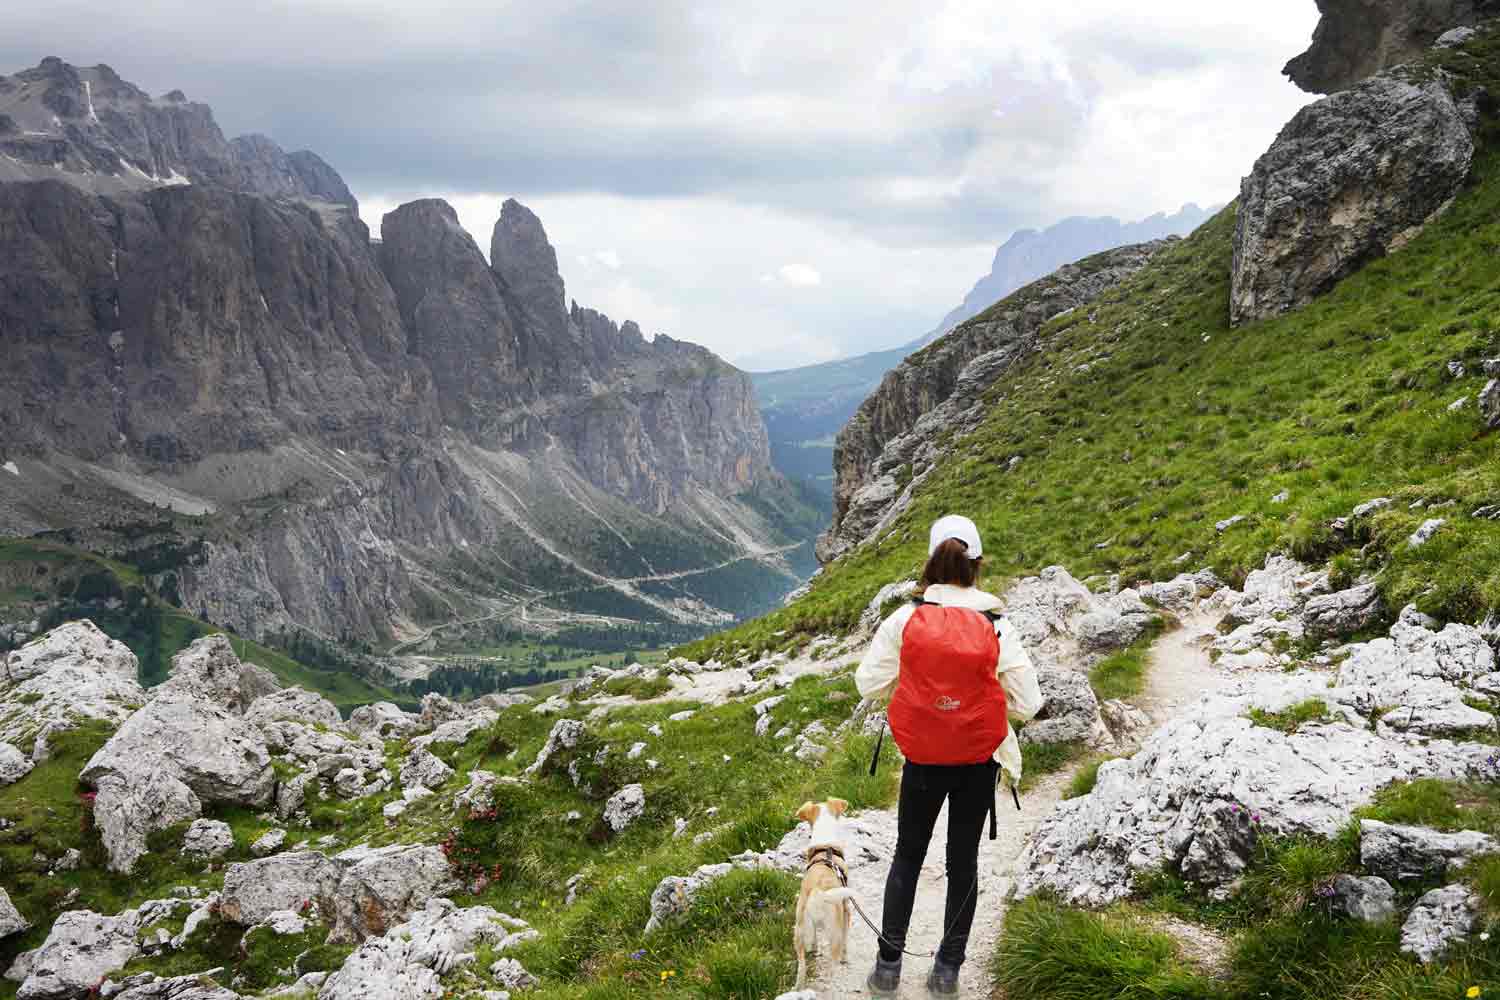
[920,537,979,591]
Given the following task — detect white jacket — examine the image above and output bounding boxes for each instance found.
[855,583,1044,787]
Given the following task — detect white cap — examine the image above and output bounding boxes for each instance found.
[928,514,982,560]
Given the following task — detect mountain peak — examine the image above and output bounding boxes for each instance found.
[491,198,568,341]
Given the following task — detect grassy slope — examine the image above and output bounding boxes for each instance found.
[0,665,898,999]
[684,134,1500,664]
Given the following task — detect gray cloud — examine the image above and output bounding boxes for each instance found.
[0,0,1319,367]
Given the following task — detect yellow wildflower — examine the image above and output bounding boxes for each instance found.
[1468,988,1482,999]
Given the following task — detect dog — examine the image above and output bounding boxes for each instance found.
[793,798,856,988]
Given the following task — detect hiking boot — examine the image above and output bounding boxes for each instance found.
[866,956,902,996]
[926,958,960,995]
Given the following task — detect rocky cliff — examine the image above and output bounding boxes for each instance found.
[0,59,803,645]
[1285,0,1500,93]
[818,241,1173,562]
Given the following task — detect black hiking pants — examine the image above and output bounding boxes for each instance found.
[878,759,996,967]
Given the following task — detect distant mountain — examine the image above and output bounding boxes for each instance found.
[753,205,1218,509]
[0,58,818,655]
[910,204,1218,349]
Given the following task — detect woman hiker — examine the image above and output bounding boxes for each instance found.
[854,514,1043,995]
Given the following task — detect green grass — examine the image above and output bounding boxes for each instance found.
[1021,738,1089,791]
[993,895,1225,999]
[681,74,1500,665]
[1356,779,1500,835]
[1247,699,1332,734]
[1089,619,1168,702]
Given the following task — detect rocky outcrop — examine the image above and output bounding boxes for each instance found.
[1284,0,1500,93]
[1401,885,1482,962]
[220,851,343,925]
[81,686,274,872]
[329,844,456,942]
[0,888,28,939]
[8,902,186,1000]
[1016,605,1500,905]
[317,899,535,1000]
[1232,73,1473,325]
[245,687,343,729]
[153,636,278,713]
[821,241,1172,561]
[0,621,145,752]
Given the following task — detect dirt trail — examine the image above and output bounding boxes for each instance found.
[804,610,1227,999]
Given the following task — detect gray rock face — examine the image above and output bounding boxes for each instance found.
[3,621,137,686]
[1284,0,1500,93]
[245,687,342,729]
[400,749,455,792]
[318,899,535,1000]
[1330,873,1397,923]
[1232,72,1474,325]
[1400,884,1481,962]
[0,742,33,786]
[820,241,1173,561]
[1023,670,1107,747]
[0,65,787,643]
[180,819,234,861]
[82,695,273,872]
[11,909,143,1000]
[1302,583,1383,639]
[0,887,28,939]
[1016,661,1493,905]
[349,702,421,740]
[603,783,647,834]
[154,636,278,713]
[1360,819,1499,880]
[329,844,457,943]
[220,851,344,925]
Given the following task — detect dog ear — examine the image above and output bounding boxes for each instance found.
[796,801,820,823]
[827,798,849,817]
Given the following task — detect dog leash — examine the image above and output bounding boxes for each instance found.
[842,871,981,960]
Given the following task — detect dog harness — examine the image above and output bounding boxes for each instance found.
[805,846,848,888]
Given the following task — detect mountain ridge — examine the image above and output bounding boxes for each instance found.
[0,58,814,664]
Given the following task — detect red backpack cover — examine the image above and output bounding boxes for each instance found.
[888,602,1008,766]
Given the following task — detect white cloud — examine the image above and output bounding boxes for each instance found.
[760,264,823,289]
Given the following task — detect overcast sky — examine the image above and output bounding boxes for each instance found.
[2,1,1318,370]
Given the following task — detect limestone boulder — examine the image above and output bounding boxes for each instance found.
[0,742,33,786]
[330,843,457,942]
[1302,583,1383,639]
[526,719,585,775]
[1401,884,1481,963]
[245,688,343,730]
[0,623,146,752]
[81,696,272,872]
[1232,73,1473,325]
[1360,819,1499,880]
[153,635,279,714]
[219,851,343,925]
[1330,874,1397,923]
[10,909,143,1000]
[180,819,234,861]
[603,784,646,834]
[348,702,422,740]
[2,621,137,686]
[0,887,29,939]
[1021,669,1109,747]
[318,899,534,1000]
